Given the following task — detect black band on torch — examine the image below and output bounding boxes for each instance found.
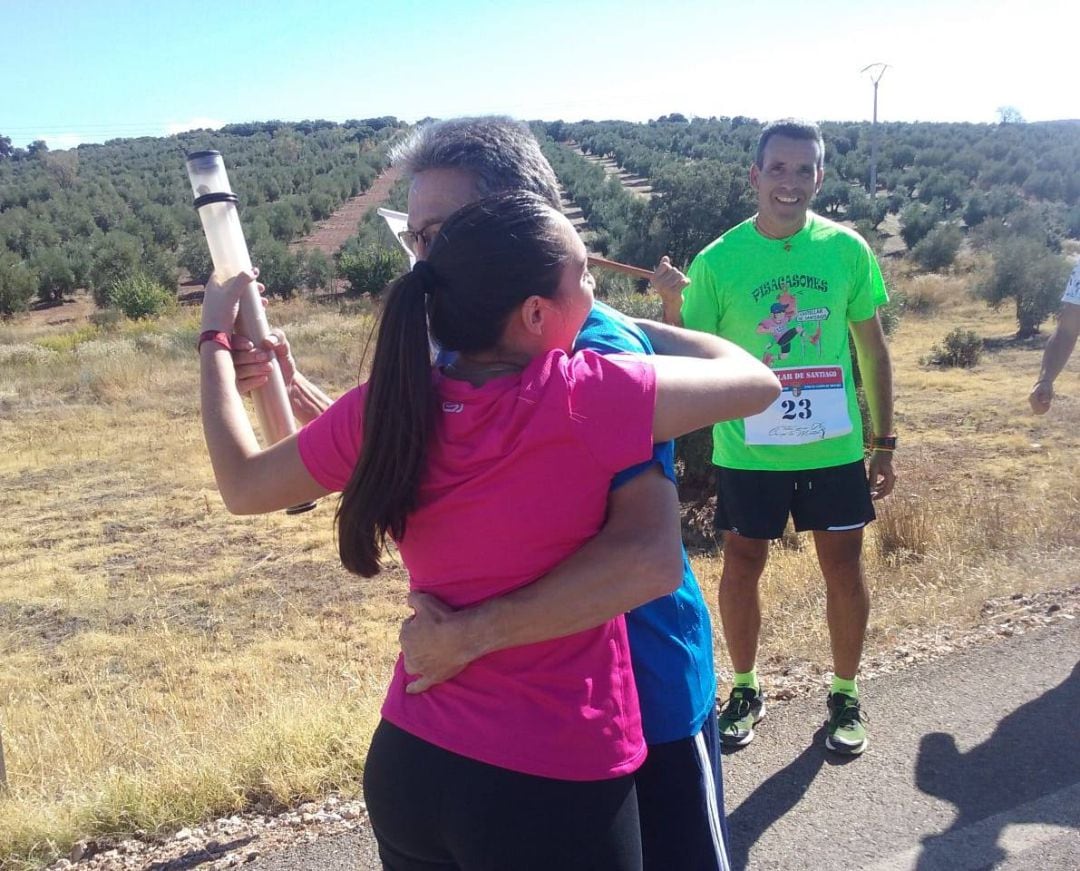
[193,192,239,210]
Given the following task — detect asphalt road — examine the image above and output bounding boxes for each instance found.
[249,619,1079,870]
[721,618,1079,870]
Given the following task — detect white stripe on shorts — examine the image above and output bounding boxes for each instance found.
[826,521,868,531]
[693,730,732,871]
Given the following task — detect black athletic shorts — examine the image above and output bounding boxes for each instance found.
[713,459,875,540]
[636,708,731,871]
[363,719,642,871]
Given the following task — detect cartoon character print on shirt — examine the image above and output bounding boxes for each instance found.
[755,286,825,368]
[744,281,850,446]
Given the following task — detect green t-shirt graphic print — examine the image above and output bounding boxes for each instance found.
[682,213,887,472]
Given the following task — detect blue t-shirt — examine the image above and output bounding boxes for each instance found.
[575,301,717,744]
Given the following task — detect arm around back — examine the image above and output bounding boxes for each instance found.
[475,463,684,630]
[645,324,781,443]
[400,464,684,693]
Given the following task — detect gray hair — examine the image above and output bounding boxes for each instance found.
[755,119,825,171]
[389,117,563,210]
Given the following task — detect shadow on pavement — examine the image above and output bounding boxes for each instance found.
[724,725,830,871]
[913,659,1080,869]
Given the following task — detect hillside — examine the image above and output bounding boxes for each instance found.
[0,118,406,313]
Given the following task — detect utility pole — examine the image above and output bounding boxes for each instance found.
[861,63,890,196]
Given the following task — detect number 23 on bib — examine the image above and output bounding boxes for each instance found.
[743,366,852,446]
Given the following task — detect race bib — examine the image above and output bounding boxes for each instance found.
[744,366,852,446]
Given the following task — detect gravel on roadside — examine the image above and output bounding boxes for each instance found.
[47,584,1078,871]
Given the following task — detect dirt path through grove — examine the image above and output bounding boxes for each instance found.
[574,144,653,199]
[291,164,403,257]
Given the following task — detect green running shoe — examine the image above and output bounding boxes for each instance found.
[825,692,868,755]
[717,686,765,747]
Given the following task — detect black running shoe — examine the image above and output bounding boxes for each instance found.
[717,686,765,747]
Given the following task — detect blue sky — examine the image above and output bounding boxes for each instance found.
[3,0,1078,149]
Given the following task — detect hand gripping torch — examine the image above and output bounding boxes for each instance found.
[186,150,315,515]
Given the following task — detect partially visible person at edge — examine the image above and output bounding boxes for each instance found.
[1029,260,1080,414]
[199,190,780,869]
[653,118,896,757]
[232,118,734,870]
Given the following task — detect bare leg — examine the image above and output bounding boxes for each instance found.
[812,528,870,681]
[718,532,770,673]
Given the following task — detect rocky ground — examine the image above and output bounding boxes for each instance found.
[763,584,1079,702]
[47,584,1078,871]
[49,796,375,871]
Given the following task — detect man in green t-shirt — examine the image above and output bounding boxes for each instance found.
[656,119,896,756]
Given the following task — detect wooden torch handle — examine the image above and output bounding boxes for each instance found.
[587,254,655,281]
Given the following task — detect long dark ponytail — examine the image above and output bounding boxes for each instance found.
[337,191,570,577]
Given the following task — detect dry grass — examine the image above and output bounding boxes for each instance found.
[1,271,1078,867]
[0,294,396,868]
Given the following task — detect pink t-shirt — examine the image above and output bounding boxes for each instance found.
[298,348,656,781]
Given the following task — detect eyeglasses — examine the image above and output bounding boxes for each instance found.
[397,221,444,256]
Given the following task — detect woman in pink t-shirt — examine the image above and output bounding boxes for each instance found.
[199,192,779,870]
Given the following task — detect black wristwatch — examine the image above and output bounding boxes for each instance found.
[871,435,897,451]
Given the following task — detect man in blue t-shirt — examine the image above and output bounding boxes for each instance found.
[576,300,726,868]
[234,118,730,871]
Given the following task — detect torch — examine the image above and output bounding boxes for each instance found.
[186,150,315,515]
